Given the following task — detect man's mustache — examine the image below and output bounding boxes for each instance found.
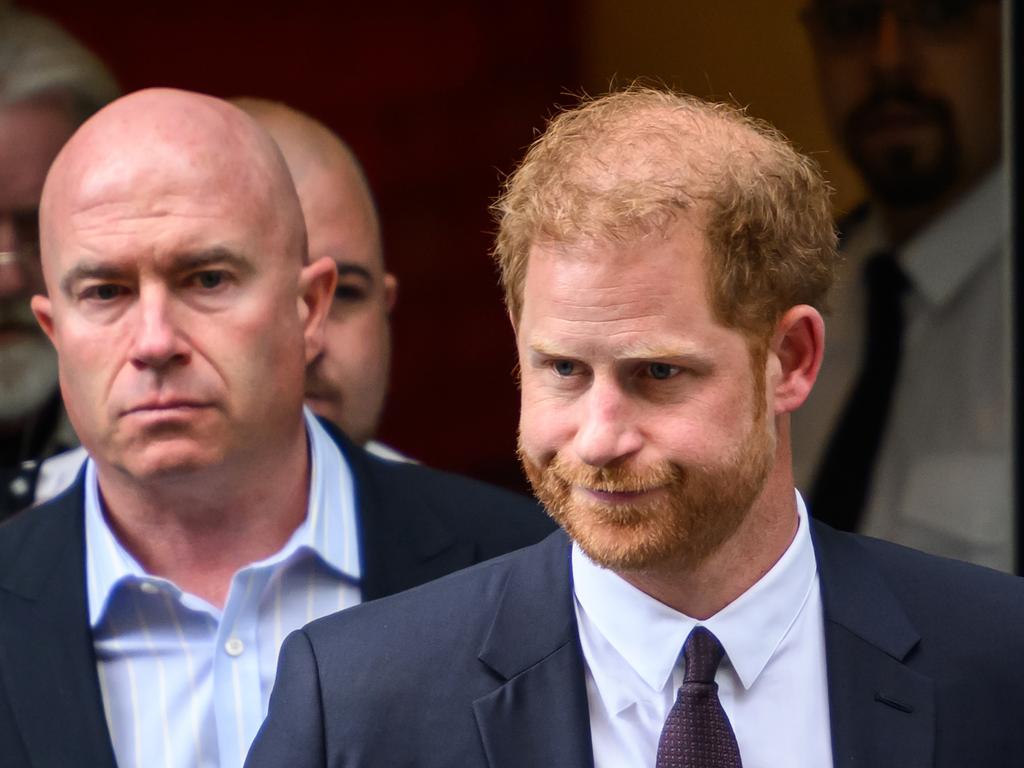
[846,82,951,132]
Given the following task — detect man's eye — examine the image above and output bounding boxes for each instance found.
[552,360,576,377]
[194,271,225,289]
[83,284,126,301]
[334,284,367,302]
[646,363,679,380]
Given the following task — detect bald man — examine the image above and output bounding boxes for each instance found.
[0,88,551,768]
[233,99,399,455]
[28,99,401,506]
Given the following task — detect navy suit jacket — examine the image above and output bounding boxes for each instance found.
[0,424,554,767]
[247,522,1024,767]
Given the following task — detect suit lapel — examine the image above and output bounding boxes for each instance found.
[812,523,935,768]
[323,420,473,600]
[473,532,593,768]
[0,482,117,768]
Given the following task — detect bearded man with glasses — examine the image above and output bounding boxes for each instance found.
[0,8,119,520]
[795,0,1009,570]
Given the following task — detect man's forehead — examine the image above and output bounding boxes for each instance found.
[302,177,382,271]
[44,89,288,214]
[518,222,718,336]
[40,94,304,261]
[62,138,266,215]
[525,220,708,283]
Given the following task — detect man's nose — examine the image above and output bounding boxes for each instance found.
[871,8,913,75]
[129,289,190,371]
[572,379,643,469]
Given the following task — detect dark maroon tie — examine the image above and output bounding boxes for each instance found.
[810,251,909,531]
[656,626,742,768]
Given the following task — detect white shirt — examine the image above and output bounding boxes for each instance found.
[33,444,87,503]
[573,491,832,768]
[792,169,1012,571]
[364,439,416,463]
[85,408,362,768]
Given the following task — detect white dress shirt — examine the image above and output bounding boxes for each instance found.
[792,169,1012,571]
[85,408,362,768]
[33,444,86,504]
[364,439,416,463]
[573,491,832,768]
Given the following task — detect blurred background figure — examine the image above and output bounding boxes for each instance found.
[233,98,407,461]
[796,0,1009,568]
[0,7,118,519]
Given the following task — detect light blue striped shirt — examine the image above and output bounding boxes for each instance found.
[85,409,362,768]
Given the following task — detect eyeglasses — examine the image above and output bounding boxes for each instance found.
[802,0,996,49]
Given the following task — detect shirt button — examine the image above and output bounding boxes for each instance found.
[225,637,245,657]
[139,582,159,594]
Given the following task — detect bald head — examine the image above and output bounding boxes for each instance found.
[232,98,395,445]
[232,98,381,268]
[41,89,307,281]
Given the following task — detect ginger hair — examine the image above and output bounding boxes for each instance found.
[493,87,838,345]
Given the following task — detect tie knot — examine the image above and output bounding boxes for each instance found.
[682,626,725,684]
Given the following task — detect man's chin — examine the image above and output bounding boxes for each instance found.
[568,516,687,572]
[845,121,958,207]
[108,437,225,483]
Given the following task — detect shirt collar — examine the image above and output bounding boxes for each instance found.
[85,407,360,628]
[840,168,1004,309]
[847,167,999,309]
[572,490,817,711]
[902,168,1004,307]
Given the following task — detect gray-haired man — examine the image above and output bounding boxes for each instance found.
[0,8,118,518]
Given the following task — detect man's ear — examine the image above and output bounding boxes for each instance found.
[298,256,337,365]
[383,273,398,314]
[30,294,56,343]
[770,305,825,416]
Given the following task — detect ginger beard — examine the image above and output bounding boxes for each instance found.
[519,397,776,573]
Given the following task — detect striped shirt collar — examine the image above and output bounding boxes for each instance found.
[85,407,360,628]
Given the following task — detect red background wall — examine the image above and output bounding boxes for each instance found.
[19,0,582,491]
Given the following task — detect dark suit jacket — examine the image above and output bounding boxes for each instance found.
[0,424,554,767]
[247,522,1024,768]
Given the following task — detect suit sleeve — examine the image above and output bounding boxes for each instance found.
[244,629,327,768]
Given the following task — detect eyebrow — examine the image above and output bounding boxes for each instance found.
[336,263,373,282]
[60,247,255,296]
[527,338,716,370]
[529,338,709,359]
[60,263,124,296]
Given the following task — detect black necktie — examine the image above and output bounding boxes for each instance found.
[811,252,909,531]
[656,626,742,768]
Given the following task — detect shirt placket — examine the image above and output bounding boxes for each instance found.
[213,566,272,768]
